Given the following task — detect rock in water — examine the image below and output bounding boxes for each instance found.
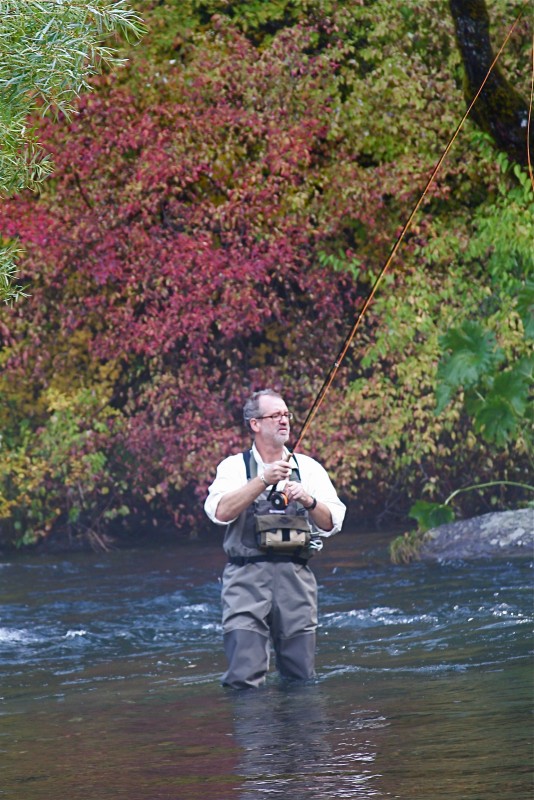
[420,508,534,561]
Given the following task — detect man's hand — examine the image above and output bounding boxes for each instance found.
[215,459,291,523]
[283,480,312,508]
[284,480,334,532]
[263,460,292,486]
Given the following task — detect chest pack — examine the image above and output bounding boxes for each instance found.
[243,450,312,553]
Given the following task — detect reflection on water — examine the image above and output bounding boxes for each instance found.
[227,682,387,799]
[0,531,532,799]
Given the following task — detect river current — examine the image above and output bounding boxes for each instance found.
[0,530,532,799]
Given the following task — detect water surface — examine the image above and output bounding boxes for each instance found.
[1,530,532,799]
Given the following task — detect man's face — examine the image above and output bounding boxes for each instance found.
[254,395,291,447]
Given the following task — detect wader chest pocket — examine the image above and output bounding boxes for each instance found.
[255,514,311,552]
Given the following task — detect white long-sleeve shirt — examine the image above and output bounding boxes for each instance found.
[204,444,346,536]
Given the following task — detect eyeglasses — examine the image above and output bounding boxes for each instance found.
[255,411,293,422]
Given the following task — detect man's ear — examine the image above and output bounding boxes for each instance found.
[249,418,261,434]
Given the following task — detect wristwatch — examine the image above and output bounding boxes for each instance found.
[259,472,269,487]
[305,496,317,511]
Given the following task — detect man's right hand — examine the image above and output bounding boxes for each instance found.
[215,459,292,523]
[262,460,292,486]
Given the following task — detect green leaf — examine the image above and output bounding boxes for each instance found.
[517,281,534,339]
[469,364,531,446]
[408,500,455,532]
[515,355,534,382]
[435,380,453,414]
[437,320,504,391]
[492,369,529,416]
[68,506,81,523]
[472,395,518,446]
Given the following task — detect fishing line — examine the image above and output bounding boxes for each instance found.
[291,1,531,456]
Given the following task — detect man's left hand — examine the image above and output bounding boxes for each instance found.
[284,481,314,509]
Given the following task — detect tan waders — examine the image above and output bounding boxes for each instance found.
[221,558,318,689]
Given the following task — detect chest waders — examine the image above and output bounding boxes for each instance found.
[220,450,318,689]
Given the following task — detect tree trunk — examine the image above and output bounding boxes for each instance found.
[449,0,532,166]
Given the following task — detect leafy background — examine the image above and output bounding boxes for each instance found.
[0,0,532,548]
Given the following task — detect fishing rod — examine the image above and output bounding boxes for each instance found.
[290,1,532,457]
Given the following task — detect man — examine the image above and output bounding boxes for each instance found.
[204,389,346,689]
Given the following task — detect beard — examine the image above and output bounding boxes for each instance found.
[272,428,290,448]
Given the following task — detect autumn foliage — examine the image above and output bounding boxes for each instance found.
[0,2,531,548]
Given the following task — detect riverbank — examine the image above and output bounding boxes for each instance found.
[391,508,533,563]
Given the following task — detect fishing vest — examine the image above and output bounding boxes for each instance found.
[243,450,312,554]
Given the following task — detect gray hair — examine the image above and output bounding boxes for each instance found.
[243,389,283,432]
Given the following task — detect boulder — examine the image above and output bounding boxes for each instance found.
[419,508,534,561]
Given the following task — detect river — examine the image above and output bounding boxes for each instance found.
[0,530,532,799]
